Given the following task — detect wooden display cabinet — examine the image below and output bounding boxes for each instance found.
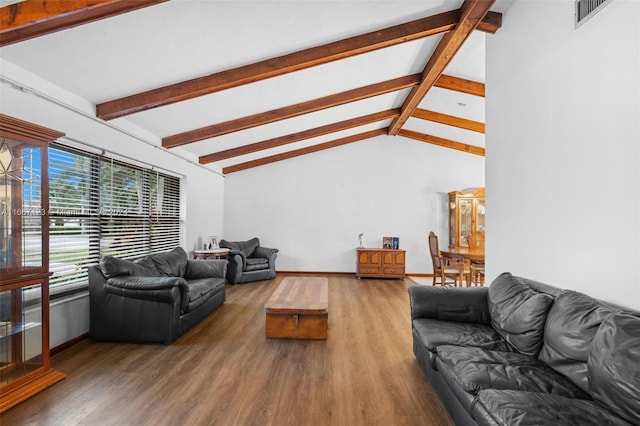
[356,248,406,279]
[0,114,66,413]
[448,187,485,248]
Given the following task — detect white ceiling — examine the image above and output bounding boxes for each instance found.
[0,0,493,172]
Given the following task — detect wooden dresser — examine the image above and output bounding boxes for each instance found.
[356,248,406,279]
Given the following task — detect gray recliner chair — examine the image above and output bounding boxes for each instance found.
[219,237,278,284]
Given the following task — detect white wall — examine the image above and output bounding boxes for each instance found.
[224,134,484,274]
[0,59,226,346]
[486,0,640,309]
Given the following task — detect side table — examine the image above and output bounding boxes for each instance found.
[193,248,230,260]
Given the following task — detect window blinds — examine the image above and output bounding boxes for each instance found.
[48,145,100,287]
[48,143,181,289]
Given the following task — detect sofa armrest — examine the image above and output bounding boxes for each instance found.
[106,276,187,307]
[227,249,246,264]
[224,251,247,284]
[107,276,186,290]
[253,246,278,259]
[408,285,490,324]
[185,259,227,279]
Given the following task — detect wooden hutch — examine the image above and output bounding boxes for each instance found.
[0,114,66,412]
[448,187,485,249]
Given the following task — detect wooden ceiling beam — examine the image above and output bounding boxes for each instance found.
[433,74,485,97]
[164,73,421,149]
[199,109,399,164]
[412,108,485,133]
[388,0,495,136]
[223,128,387,174]
[399,129,484,156]
[475,10,501,34]
[164,72,482,149]
[96,9,501,120]
[0,0,167,47]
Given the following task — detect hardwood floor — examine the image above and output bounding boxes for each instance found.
[1,275,452,426]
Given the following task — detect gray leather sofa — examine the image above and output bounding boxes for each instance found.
[88,247,227,344]
[219,237,278,284]
[409,272,640,426]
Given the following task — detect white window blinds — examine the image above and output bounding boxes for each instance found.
[48,143,181,289]
[49,146,100,287]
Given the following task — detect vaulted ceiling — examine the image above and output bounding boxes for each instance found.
[0,0,501,174]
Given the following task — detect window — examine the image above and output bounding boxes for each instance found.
[48,143,181,291]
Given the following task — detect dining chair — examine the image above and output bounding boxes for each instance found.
[468,231,485,286]
[467,231,485,248]
[428,231,468,286]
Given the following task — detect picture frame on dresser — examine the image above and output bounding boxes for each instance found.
[382,237,393,249]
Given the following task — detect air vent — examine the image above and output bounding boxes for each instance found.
[575,0,613,28]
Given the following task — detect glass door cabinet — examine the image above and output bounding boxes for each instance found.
[0,114,66,413]
[448,187,485,248]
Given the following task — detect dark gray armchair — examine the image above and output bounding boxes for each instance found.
[219,237,278,284]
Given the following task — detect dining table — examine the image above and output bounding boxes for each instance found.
[439,246,485,286]
[439,247,485,262]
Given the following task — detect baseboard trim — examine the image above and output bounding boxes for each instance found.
[277,271,434,278]
[51,333,89,356]
[277,271,355,277]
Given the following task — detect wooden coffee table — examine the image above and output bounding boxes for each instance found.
[264,277,328,339]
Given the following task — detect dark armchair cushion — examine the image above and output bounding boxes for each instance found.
[253,245,278,259]
[220,238,260,257]
[587,313,640,425]
[245,257,269,271]
[488,272,554,357]
[99,256,159,278]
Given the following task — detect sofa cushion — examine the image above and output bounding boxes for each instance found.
[99,256,159,278]
[149,247,188,277]
[185,259,227,280]
[587,314,640,425]
[413,318,513,354]
[409,286,491,324]
[436,345,588,398]
[538,290,619,392]
[220,238,260,257]
[488,272,554,357]
[473,390,631,426]
[185,278,226,313]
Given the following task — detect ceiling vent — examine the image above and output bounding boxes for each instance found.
[575,0,613,28]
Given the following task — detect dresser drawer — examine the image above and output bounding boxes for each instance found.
[358,266,381,275]
[383,267,405,276]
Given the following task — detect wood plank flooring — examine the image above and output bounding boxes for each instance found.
[1,275,452,426]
